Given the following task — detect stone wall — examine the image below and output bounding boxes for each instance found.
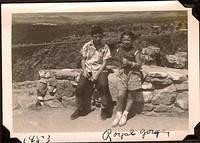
[12,65,188,117]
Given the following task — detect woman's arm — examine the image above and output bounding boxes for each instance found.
[133,51,142,69]
[123,50,142,69]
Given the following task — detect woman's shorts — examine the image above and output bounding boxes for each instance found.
[117,71,142,91]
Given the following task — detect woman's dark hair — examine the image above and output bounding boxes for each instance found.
[120,31,137,41]
[90,25,103,35]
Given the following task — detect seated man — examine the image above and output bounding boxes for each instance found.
[71,25,114,120]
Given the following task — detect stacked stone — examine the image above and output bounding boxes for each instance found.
[166,52,188,69]
[141,46,161,65]
[136,71,188,117]
[37,69,79,108]
[12,67,189,117]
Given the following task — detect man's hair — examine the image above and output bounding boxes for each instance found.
[90,25,103,35]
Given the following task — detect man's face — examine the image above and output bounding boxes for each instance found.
[92,33,103,45]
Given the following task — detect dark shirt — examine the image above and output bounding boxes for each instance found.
[116,44,137,65]
[110,43,140,75]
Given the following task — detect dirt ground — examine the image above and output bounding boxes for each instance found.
[13,104,188,133]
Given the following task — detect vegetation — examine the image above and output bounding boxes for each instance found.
[12,12,187,82]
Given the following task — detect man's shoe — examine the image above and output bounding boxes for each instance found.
[106,101,116,118]
[70,109,88,120]
[101,108,107,120]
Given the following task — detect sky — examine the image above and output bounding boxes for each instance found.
[12,11,187,25]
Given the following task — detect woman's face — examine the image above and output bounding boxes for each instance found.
[121,35,133,48]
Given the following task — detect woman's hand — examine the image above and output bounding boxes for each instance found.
[83,70,90,78]
[91,73,99,81]
[122,57,129,65]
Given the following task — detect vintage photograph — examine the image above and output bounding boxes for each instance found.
[2,1,199,142]
[12,11,189,130]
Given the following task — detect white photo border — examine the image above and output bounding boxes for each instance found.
[2,1,200,142]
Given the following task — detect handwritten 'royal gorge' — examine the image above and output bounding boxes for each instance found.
[102,128,170,142]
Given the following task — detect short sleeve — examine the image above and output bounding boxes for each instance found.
[103,45,112,60]
[80,43,88,58]
[134,50,140,56]
[135,49,143,64]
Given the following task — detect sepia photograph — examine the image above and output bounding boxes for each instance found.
[2,1,199,142]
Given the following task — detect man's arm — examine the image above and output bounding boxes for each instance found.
[96,59,107,75]
[92,45,111,81]
[81,57,90,78]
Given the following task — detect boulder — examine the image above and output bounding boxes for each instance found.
[62,96,76,107]
[175,91,188,110]
[147,71,168,78]
[175,52,187,59]
[175,81,188,91]
[154,104,172,113]
[142,46,160,55]
[45,99,63,108]
[172,105,186,113]
[135,91,154,103]
[142,82,155,90]
[171,105,188,117]
[166,53,187,69]
[39,69,81,80]
[141,46,161,65]
[145,77,173,88]
[167,71,187,81]
[38,93,64,108]
[158,83,177,92]
[142,71,148,80]
[56,80,76,97]
[143,104,155,111]
[152,87,177,105]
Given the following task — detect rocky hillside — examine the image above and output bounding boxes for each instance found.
[12,30,187,82]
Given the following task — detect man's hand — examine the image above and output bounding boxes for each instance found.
[122,57,129,65]
[83,70,90,78]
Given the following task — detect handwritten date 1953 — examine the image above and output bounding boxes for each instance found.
[23,135,51,143]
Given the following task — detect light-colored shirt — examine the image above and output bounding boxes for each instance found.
[80,40,111,72]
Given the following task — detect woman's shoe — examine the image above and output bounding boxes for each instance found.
[112,116,121,127]
[119,114,128,127]
[112,112,122,127]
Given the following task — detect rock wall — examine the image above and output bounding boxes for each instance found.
[12,65,188,117]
